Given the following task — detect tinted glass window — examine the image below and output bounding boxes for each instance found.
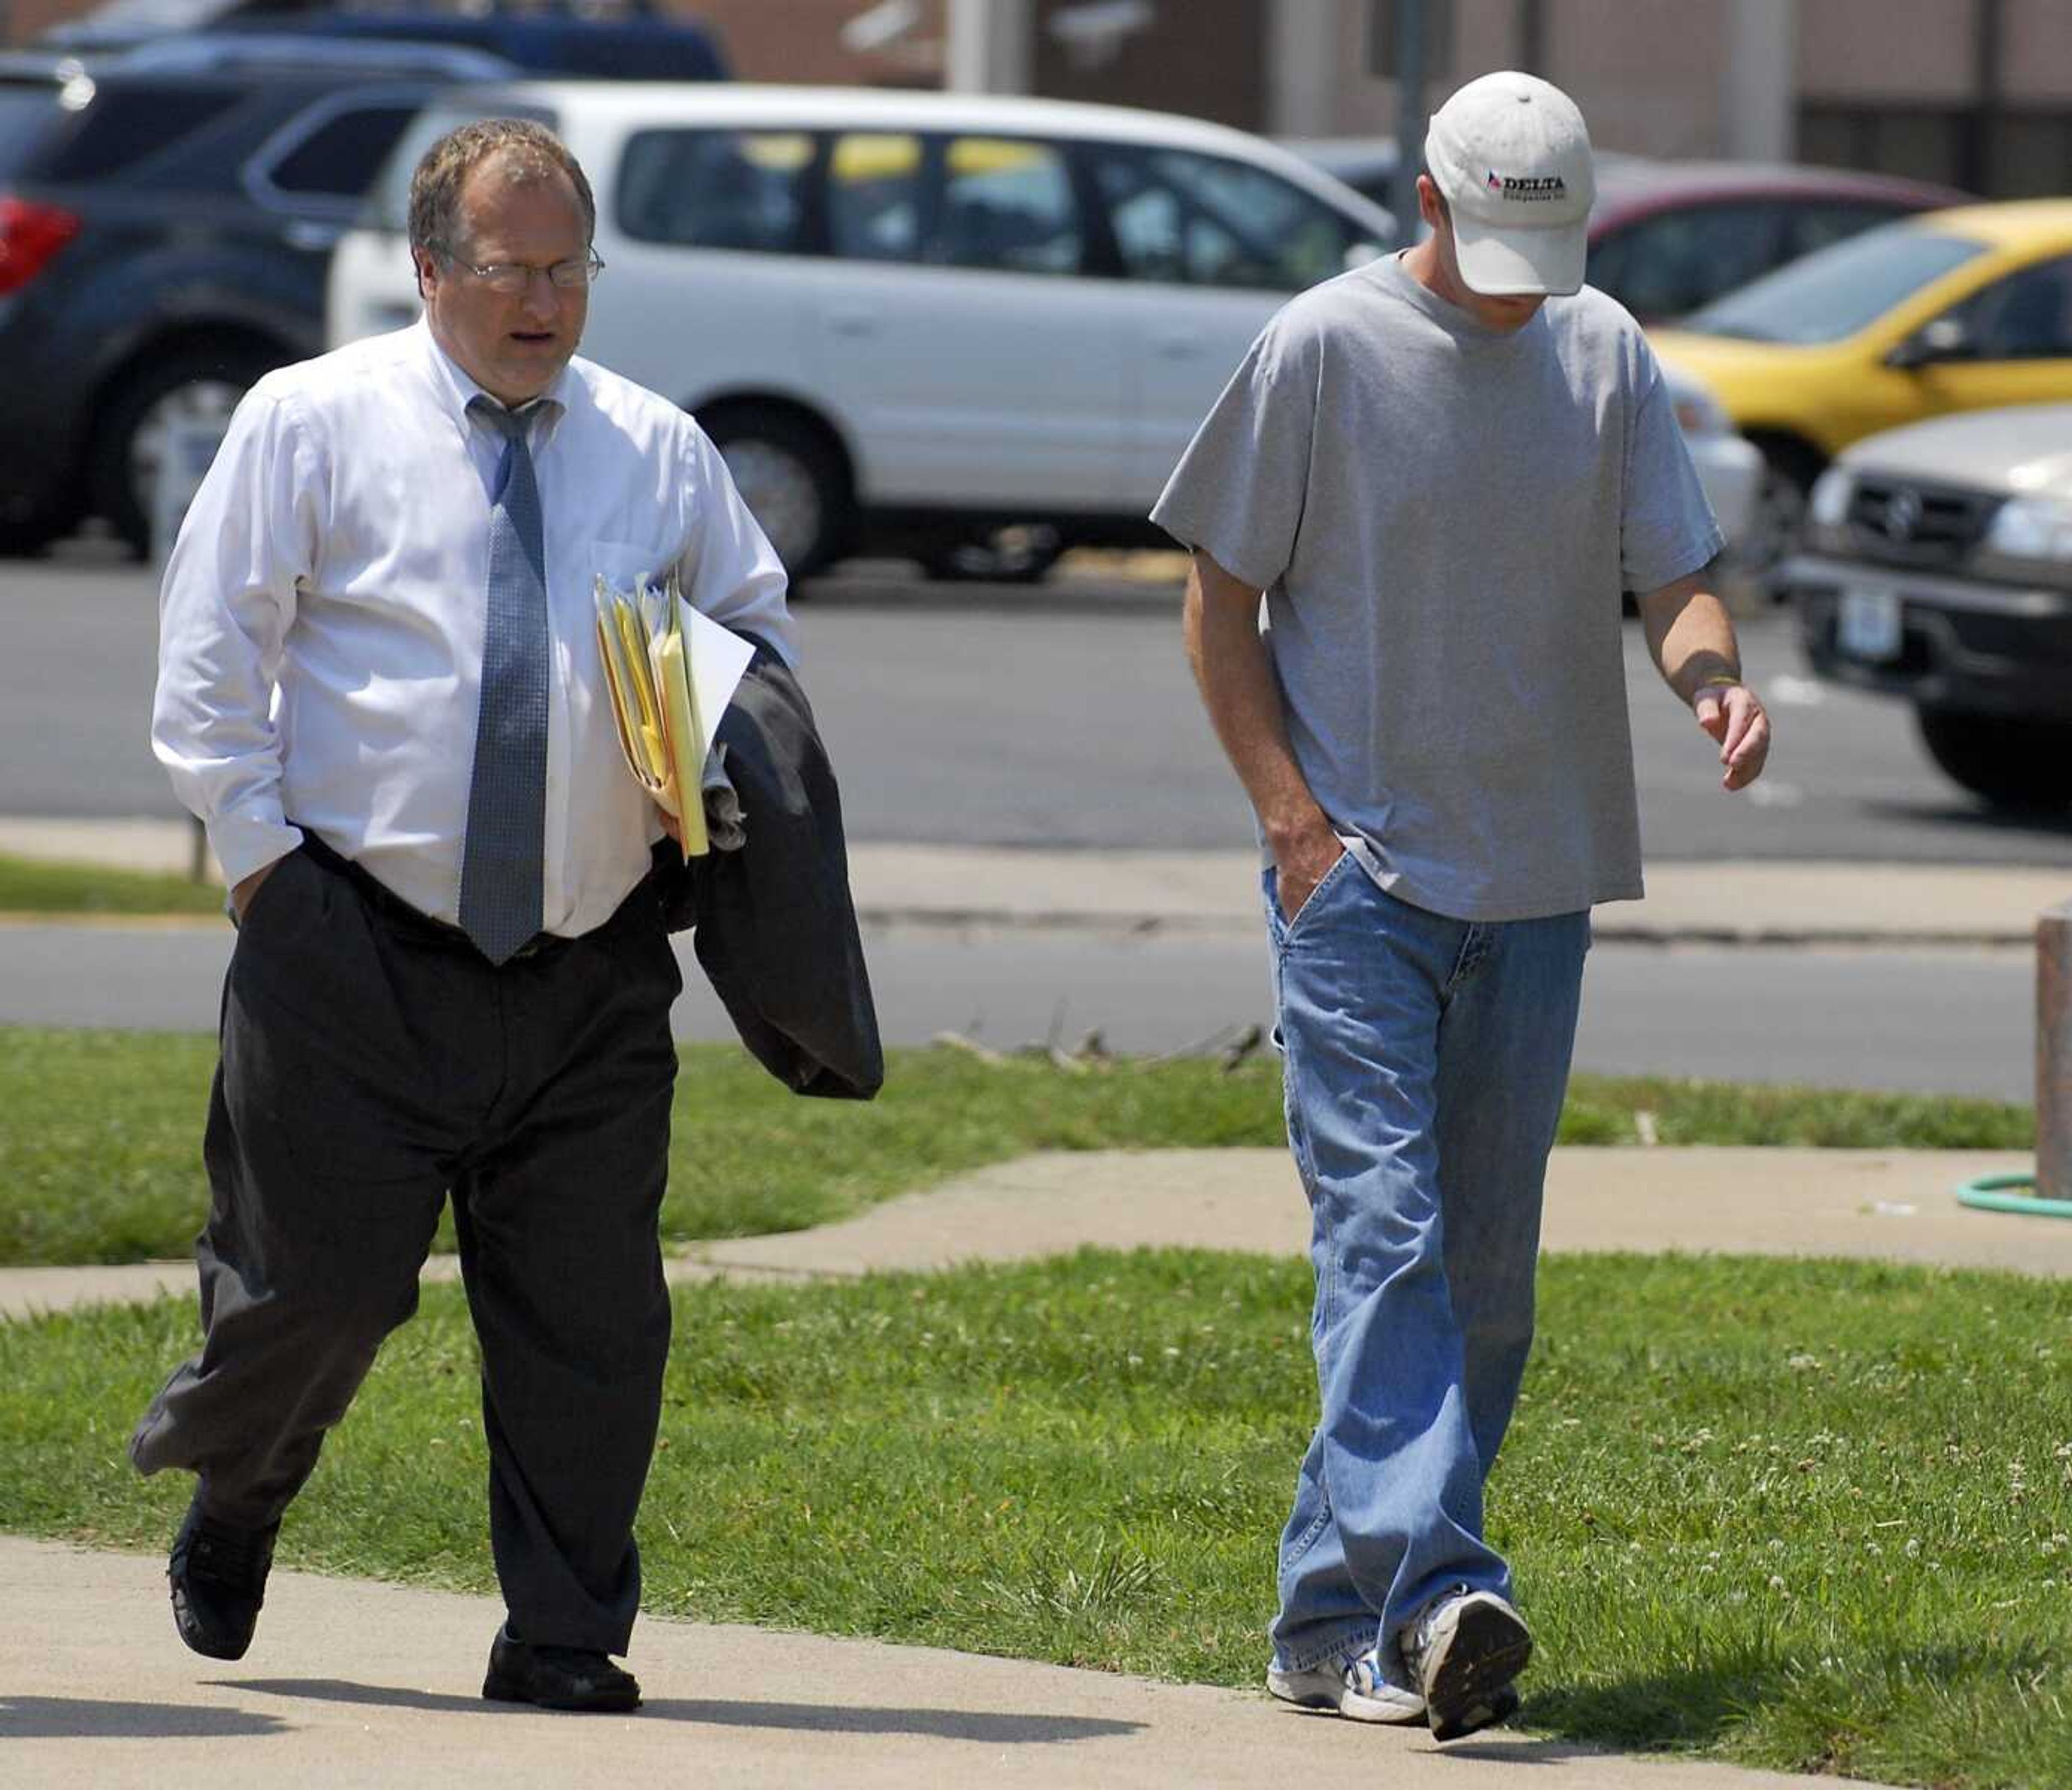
[1094,146,1360,292]
[936,136,1082,275]
[1586,202,1780,319]
[262,103,417,199]
[356,95,556,233]
[1944,254,2072,360]
[42,84,242,181]
[0,84,61,177]
[828,132,922,263]
[616,128,813,253]
[1785,199,1914,260]
[1684,224,1987,344]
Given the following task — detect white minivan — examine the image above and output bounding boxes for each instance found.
[329,82,1397,578]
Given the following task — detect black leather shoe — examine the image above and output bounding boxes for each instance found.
[167,1493,278,1661]
[482,1624,641,1712]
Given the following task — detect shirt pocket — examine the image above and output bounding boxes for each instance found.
[591,537,673,596]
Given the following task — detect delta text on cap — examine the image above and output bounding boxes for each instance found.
[1425,70,1595,297]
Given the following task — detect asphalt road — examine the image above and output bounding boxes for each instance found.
[0,918,2033,1100]
[9,548,2072,866]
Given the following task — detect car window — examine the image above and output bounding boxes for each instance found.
[1683,224,1987,344]
[828,132,923,263]
[39,82,243,181]
[355,93,555,233]
[616,128,814,253]
[1585,202,1781,319]
[935,135,1082,275]
[0,83,60,176]
[1940,254,2072,360]
[1785,199,1914,260]
[1093,145,1359,292]
[258,101,420,201]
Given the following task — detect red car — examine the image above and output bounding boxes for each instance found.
[1291,144,1968,323]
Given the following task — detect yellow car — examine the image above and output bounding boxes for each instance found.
[1650,199,2072,571]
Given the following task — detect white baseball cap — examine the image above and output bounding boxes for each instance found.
[1424,71,1595,296]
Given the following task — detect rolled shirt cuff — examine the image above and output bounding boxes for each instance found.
[208,812,305,890]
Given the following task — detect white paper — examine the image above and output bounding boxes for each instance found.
[680,599,756,762]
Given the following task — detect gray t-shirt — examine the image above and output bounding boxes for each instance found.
[1151,251,1722,922]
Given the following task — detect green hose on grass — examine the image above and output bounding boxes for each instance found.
[1956,1170,2072,1220]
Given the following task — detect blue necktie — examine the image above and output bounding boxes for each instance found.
[458,397,549,965]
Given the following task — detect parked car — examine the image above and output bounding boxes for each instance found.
[0,32,512,555]
[331,83,1758,581]
[44,0,731,79]
[1661,367,1761,555]
[330,83,1399,580]
[1287,142,1964,323]
[1778,404,2072,812]
[1651,199,2072,577]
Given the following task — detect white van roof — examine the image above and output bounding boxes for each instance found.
[446,80,1395,230]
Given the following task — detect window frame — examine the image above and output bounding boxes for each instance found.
[243,83,438,220]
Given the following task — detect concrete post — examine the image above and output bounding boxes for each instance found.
[1720,0,1798,162]
[2041,900,2072,1201]
[946,0,1031,95]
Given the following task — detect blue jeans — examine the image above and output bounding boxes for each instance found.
[1264,854,1589,1672]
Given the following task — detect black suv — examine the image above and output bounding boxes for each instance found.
[0,34,509,555]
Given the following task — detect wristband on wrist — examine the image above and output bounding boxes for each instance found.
[1693,673,1741,698]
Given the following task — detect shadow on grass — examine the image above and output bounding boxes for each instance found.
[0,1695,288,1739]
[224,1677,1141,1744]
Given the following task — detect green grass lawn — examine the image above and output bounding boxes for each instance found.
[4,1249,2067,1789]
[0,854,223,916]
[0,1026,2036,1266]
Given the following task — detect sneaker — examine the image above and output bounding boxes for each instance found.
[167,1492,278,1661]
[1400,1587,1532,1741]
[1267,1647,1427,1724]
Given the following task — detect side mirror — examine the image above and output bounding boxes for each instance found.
[1887,316,1971,370]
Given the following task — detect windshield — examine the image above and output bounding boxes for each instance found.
[1682,224,1987,344]
[356,92,554,233]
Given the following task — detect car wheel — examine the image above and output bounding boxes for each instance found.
[92,346,277,558]
[1737,441,1822,586]
[1917,709,2072,813]
[704,409,849,582]
[0,493,78,559]
[921,525,1065,584]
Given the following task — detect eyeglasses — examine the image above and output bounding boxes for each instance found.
[442,252,605,295]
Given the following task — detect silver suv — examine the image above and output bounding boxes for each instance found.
[1781,403,2072,812]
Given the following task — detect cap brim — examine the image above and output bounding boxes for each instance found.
[1452,214,1586,297]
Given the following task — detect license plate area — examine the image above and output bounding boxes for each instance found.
[1837,586,1903,663]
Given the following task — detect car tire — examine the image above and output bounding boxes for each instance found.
[1917,708,2072,813]
[703,409,850,583]
[91,345,277,558]
[0,493,78,559]
[1739,439,1823,587]
[921,525,1064,584]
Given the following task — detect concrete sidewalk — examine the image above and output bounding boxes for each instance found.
[2,1535,1823,1790]
[16,1145,2047,1788]
[3,1144,2048,1325]
[2,814,2067,944]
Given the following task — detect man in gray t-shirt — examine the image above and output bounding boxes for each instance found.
[1152,72,1769,1742]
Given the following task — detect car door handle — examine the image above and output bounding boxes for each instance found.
[1151,332,1203,359]
[826,310,877,337]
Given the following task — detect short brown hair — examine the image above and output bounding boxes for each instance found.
[407,118,596,260]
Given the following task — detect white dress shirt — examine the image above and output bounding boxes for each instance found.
[154,319,796,937]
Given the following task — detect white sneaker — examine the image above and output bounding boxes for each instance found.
[1266,1647,1427,1724]
[1400,1587,1532,1741]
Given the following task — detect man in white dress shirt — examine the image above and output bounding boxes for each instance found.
[131,118,794,1711]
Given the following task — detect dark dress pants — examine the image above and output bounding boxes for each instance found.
[130,843,680,1655]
